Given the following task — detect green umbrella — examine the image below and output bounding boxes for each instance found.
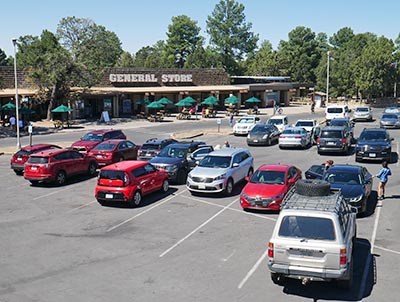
[245,96,261,103]
[51,104,73,113]
[1,102,16,111]
[157,97,173,105]
[224,95,240,105]
[146,101,165,109]
[176,98,195,107]
[181,96,197,104]
[201,96,219,106]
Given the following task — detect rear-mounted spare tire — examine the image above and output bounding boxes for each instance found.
[295,179,330,196]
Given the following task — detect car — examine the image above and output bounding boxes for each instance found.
[10,143,61,175]
[379,113,400,129]
[246,124,280,146]
[268,179,357,289]
[304,164,373,214]
[294,119,321,144]
[149,141,207,184]
[187,145,214,170]
[87,139,139,166]
[137,138,178,160]
[383,106,400,115]
[329,118,355,142]
[240,164,301,211]
[266,115,289,133]
[24,149,98,186]
[71,129,126,153]
[233,116,260,136]
[317,126,352,154]
[325,105,351,122]
[95,161,169,207]
[279,127,311,149]
[352,106,373,121]
[187,148,254,195]
[355,128,393,162]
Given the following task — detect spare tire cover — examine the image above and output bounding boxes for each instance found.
[296,179,330,196]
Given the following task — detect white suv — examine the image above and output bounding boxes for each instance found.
[266,115,289,133]
[233,116,260,135]
[187,148,254,195]
[325,105,351,122]
[268,179,357,289]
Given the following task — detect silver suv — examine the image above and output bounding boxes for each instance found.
[186,148,254,195]
[268,179,357,289]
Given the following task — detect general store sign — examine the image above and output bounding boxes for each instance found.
[109,73,193,83]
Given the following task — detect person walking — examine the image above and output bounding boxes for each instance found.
[9,115,16,130]
[229,113,234,127]
[223,141,231,148]
[374,161,392,200]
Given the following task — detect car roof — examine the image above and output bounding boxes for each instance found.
[321,126,345,131]
[30,148,68,157]
[283,126,306,131]
[86,129,120,134]
[257,164,291,172]
[168,141,205,148]
[100,160,148,171]
[269,115,287,119]
[330,117,350,121]
[208,148,249,156]
[327,105,347,108]
[20,143,59,151]
[295,119,315,122]
[143,137,174,144]
[361,127,386,132]
[327,164,362,173]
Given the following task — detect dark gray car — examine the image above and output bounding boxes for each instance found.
[380,114,400,129]
[317,126,352,155]
[247,124,280,146]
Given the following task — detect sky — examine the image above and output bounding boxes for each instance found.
[1,0,399,57]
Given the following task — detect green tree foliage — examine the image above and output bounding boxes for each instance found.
[0,48,11,66]
[116,51,135,67]
[329,27,354,48]
[165,15,203,68]
[185,45,222,69]
[206,0,258,75]
[17,31,73,120]
[245,40,280,76]
[133,41,168,68]
[277,26,322,83]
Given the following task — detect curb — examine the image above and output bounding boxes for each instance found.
[171,132,204,140]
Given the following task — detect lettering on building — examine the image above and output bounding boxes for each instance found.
[109,74,193,83]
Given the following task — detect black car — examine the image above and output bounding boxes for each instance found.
[355,128,393,162]
[329,118,355,142]
[305,164,373,215]
[149,141,207,184]
[246,124,280,146]
[137,138,177,160]
[317,126,352,155]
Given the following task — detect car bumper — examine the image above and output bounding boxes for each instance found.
[186,178,225,193]
[96,190,130,202]
[318,146,347,153]
[353,115,372,121]
[247,138,268,145]
[240,197,281,210]
[279,140,304,147]
[356,151,390,161]
[11,163,24,171]
[24,174,54,182]
[268,263,349,281]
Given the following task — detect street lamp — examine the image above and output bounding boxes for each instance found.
[326,51,331,105]
[12,38,21,149]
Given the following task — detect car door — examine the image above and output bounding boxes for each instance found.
[70,150,87,174]
[288,166,301,189]
[271,125,280,141]
[124,141,138,160]
[305,165,324,179]
[144,163,162,192]
[362,167,373,197]
[132,166,152,195]
[188,146,214,169]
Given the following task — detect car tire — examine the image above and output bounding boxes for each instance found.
[14,170,23,176]
[55,170,67,186]
[271,273,286,286]
[29,180,39,186]
[176,169,187,185]
[160,179,169,193]
[224,178,234,196]
[295,179,331,197]
[88,162,97,176]
[267,137,271,146]
[130,191,142,207]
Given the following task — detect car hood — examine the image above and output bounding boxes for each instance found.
[329,183,364,198]
[150,157,182,166]
[381,118,398,123]
[248,132,268,138]
[190,166,229,178]
[71,140,99,148]
[242,182,285,197]
[357,141,388,147]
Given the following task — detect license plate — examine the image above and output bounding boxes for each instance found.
[146,153,151,157]
[253,139,258,142]
[327,142,335,145]
[105,193,113,199]
[96,155,102,158]
[369,153,376,157]
[198,184,206,189]
[31,166,37,170]
[17,157,22,161]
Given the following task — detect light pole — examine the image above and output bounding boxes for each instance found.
[326,51,331,106]
[394,62,398,98]
[12,38,21,149]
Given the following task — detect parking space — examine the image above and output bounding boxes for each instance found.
[1,110,400,301]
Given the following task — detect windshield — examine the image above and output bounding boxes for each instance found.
[324,172,361,185]
[320,130,342,138]
[158,146,187,158]
[279,216,335,240]
[329,119,348,127]
[250,125,271,133]
[82,133,103,141]
[382,114,398,119]
[295,121,313,127]
[327,108,344,113]
[250,170,285,184]
[359,131,386,141]
[199,155,231,168]
[141,143,160,150]
[93,143,116,151]
[267,119,283,125]
[356,107,369,112]
[238,118,256,124]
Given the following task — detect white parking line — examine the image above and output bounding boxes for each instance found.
[184,195,276,222]
[396,142,399,167]
[66,200,96,213]
[159,198,237,258]
[32,187,70,201]
[106,189,187,233]
[370,199,383,253]
[238,248,269,289]
[374,245,400,255]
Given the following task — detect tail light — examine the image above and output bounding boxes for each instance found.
[279,136,285,139]
[123,172,130,186]
[316,137,320,144]
[340,248,347,266]
[341,138,347,144]
[294,136,302,139]
[268,242,274,258]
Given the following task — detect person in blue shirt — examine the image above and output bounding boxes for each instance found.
[374,161,392,200]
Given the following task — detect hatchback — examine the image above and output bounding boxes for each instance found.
[24,149,98,186]
[88,139,139,166]
[10,144,61,175]
[71,129,126,153]
[95,161,169,207]
[137,138,178,160]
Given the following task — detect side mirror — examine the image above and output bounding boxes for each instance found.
[195,160,199,165]
[232,163,239,168]
[245,176,250,182]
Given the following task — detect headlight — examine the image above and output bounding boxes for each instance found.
[187,173,192,180]
[214,174,226,181]
[262,134,269,139]
[271,193,285,200]
[350,195,363,203]
[240,191,249,199]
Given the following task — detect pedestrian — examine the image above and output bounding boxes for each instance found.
[229,113,234,127]
[223,141,231,148]
[311,98,316,113]
[374,161,392,200]
[18,119,23,130]
[323,160,334,171]
[9,115,16,130]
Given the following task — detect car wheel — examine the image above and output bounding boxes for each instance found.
[88,162,97,176]
[161,179,169,193]
[267,137,271,146]
[271,273,285,286]
[55,170,67,186]
[131,191,142,207]
[224,178,234,196]
[14,170,23,176]
[176,169,187,185]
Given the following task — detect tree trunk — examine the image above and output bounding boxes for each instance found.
[46,85,57,121]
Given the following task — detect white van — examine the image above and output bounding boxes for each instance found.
[325,105,351,122]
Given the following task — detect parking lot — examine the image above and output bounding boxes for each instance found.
[1,109,400,301]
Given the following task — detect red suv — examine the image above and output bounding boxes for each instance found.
[71,129,126,153]
[88,139,139,166]
[95,161,169,207]
[10,144,61,175]
[24,149,98,186]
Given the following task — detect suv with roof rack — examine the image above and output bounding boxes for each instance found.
[268,179,357,289]
[137,138,177,160]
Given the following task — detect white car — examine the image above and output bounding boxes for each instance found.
[279,127,311,149]
[325,105,351,122]
[266,115,289,133]
[352,106,373,121]
[233,116,260,136]
[294,119,318,133]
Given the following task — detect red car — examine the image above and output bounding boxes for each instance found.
[71,129,126,153]
[88,139,139,166]
[10,144,61,175]
[24,149,98,186]
[240,164,302,211]
[95,161,169,207]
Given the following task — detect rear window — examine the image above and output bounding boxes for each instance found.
[327,107,344,114]
[329,120,347,127]
[295,121,314,127]
[99,170,125,180]
[141,143,160,150]
[321,130,342,138]
[279,216,336,240]
[28,157,49,164]
[15,149,30,156]
[356,107,369,112]
[93,143,116,151]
